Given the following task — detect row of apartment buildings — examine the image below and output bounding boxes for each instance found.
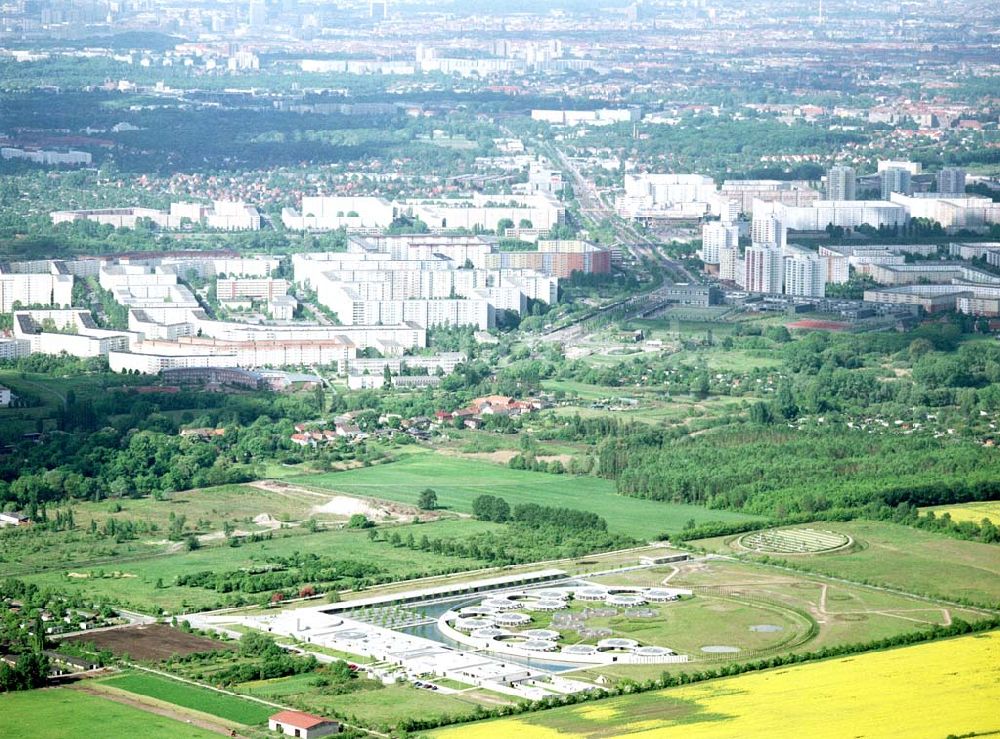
[51,200,262,231]
[280,193,564,234]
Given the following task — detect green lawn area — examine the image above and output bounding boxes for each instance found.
[693,520,1000,608]
[246,679,485,731]
[22,518,500,613]
[100,672,273,725]
[285,453,759,539]
[0,688,218,738]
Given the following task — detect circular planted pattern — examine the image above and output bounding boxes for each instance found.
[737,528,851,554]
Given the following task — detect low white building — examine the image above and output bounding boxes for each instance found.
[0,385,11,407]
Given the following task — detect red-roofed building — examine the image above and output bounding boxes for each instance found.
[268,710,340,738]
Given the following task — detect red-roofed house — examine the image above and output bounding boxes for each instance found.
[268,710,340,738]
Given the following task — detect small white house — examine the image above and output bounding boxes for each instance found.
[0,385,11,407]
[268,710,340,738]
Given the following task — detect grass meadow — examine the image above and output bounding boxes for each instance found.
[286,452,758,539]
[0,688,219,738]
[99,672,273,725]
[694,520,1000,608]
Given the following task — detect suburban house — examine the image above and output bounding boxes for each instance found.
[268,710,340,738]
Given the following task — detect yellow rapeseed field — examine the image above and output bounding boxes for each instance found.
[431,632,1000,738]
[924,501,1000,524]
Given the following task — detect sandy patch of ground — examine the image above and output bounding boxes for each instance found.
[251,479,434,523]
[252,513,289,529]
[441,449,574,467]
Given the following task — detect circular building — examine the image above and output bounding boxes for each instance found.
[532,588,571,600]
[454,617,496,632]
[459,605,499,616]
[561,644,599,656]
[471,627,509,639]
[635,646,673,657]
[494,612,532,627]
[526,598,568,612]
[576,587,610,601]
[521,629,562,641]
[521,640,559,652]
[607,594,647,607]
[645,588,682,602]
[481,597,520,611]
[597,638,639,651]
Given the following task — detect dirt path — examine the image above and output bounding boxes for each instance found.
[70,683,247,737]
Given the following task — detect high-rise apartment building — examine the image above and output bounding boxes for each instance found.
[826,166,856,201]
[783,250,828,297]
[744,244,783,294]
[937,167,967,196]
[880,167,913,199]
[751,214,786,248]
[701,222,739,264]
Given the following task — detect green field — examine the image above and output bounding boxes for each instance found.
[0,688,218,738]
[239,678,486,731]
[100,672,273,725]
[22,518,500,612]
[285,453,758,539]
[693,521,1000,608]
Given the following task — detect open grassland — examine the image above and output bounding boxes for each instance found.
[286,452,758,539]
[693,520,1000,607]
[517,594,811,657]
[922,500,1000,524]
[22,518,499,612]
[430,631,1000,738]
[573,558,988,682]
[99,672,273,725]
[0,687,219,739]
[238,677,492,729]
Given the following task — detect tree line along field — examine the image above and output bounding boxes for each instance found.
[692,520,1000,608]
[429,632,1000,739]
[286,450,759,539]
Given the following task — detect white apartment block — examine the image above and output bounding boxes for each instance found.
[618,174,718,219]
[752,200,908,232]
[890,193,1000,230]
[269,295,298,321]
[721,179,820,213]
[0,338,30,361]
[51,201,260,232]
[347,352,466,377]
[783,249,828,297]
[530,108,639,126]
[281,196,397,231]
[2,147,91,166]
[718,245,741,283]
[322,285,493,329]
[0,268,74,312]
[217,279,289,301]
[743,244,784,294]
[407,193,563,232]
[13,310,135,357]
[701,222,739,264]
[750,214,786,248]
